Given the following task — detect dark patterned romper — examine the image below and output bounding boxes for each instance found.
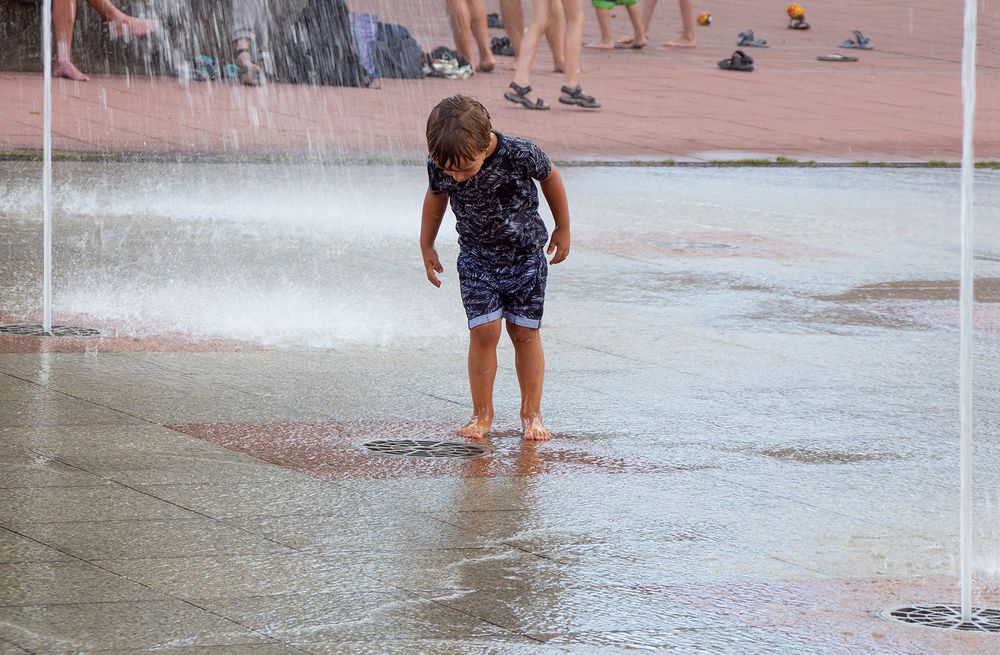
[427,132,553,330]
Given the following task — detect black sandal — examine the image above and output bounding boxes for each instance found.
[504,82,550,110]
[718,49,754,72]
[559,85,601,108]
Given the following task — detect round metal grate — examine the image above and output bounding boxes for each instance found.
[656,241,736,250]
[0,324,101,338]
[363,439,491,459]
[881,605,1000,632]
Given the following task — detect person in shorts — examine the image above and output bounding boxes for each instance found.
[420,95,571,441]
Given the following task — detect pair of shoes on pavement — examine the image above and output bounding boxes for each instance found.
[504,82,601,110]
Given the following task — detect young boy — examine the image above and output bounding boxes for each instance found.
[420,95,570,441]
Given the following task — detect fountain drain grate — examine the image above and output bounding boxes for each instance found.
[363,439,491,459]
[0,324,101,338]
[880,605,1000,632]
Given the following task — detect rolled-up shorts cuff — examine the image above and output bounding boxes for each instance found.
[503,312,540,329]
[468,309,503,330]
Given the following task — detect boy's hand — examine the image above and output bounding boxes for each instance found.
[423,247,444,287]
[546,227,570,265]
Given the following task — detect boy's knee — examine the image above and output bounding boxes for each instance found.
[471,320,502,343]
[506,323,539,344]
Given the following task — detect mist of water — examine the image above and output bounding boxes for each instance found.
[41,0,53,332]
[959,0,979,622]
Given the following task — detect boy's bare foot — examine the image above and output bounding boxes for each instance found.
[521,416,551,441]
[552,60,565,73]
[456,415,493,439]
[584,40,615,50]
[664,35,697,48]
[631,34,649,49]
[54,60,89,81]
[107,16,158,40]
[477,52,497,73]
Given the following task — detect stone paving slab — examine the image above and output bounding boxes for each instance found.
[0,0,998,161]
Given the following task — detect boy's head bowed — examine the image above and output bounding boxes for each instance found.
[427,95,493,170]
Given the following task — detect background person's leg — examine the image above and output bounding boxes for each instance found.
[445,0,475,64]
[499,0,525,56]
[54,0,88,80]
[544,0,565,71]
[664,0,696,47]
[465,0,497,71]
[83,0,157,38]
[510,0,551,105]
[585,5,615,49]
[625,3,647,47]
[560,0,585,89]
[231,0,266,84]
[618,0,656,44]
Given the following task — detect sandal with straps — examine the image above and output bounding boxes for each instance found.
[559,85,601,109]
[504,82,550,110]
[718,49,755,71]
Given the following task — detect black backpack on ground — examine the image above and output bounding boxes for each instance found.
[375,22,425,79]
[284,0,371,87]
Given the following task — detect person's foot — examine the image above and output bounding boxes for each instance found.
[631,34,649,48]
[235,50,262,86]
[584,40,615,50]
[107,15,158,40]
[54,60,89,81]
[477,52,497,73]
[551,59,565,73]
[616,32,648,45]
[664,35,697,48]
[456,415,493,439]
[521,415,551,441]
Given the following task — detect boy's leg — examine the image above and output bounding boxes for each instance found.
[458,319,502,438]
[506,323,551,441]
[585,3,614,49]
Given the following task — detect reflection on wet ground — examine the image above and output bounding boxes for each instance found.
[1,165,1000,652]
[819,278,1000,303]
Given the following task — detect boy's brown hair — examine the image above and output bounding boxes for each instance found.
[426,95,493,170]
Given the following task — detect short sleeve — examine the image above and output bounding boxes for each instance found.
[427,159,450,195]
[519,140,552,181]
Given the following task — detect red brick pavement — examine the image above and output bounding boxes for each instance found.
[0,0,998,162]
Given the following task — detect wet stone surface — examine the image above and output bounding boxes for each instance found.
[1,165,999,652]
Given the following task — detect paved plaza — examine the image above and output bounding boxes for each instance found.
[0,0,999,162]
[2,1,1000,654]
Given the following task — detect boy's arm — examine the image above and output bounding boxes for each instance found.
[421,188,449,287]
[539,165,570,265]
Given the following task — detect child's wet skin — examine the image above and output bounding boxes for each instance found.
[456,415,493,439]
[522,415,552,441]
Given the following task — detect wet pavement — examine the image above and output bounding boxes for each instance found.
[2,163,1000,652]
